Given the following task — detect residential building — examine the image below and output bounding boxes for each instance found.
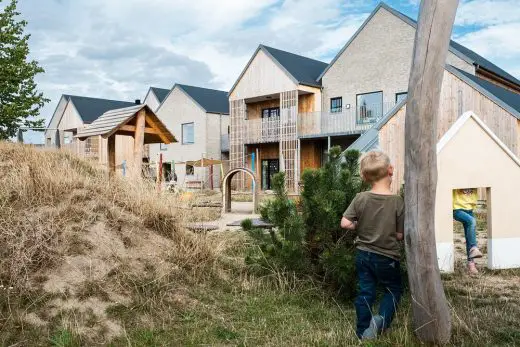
[44,95,142,173]
[149,84,230,189]
[229,44,328,192]
[229,2,520,194]
[345,3,520,194]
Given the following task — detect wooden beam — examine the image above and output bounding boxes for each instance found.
[108,135,116,178]
[144,114,172,144]
[133,109,146,178]
[119,124,160,135]
[404,0,458,343]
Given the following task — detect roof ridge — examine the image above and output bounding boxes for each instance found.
[177,83,228,93]
[260,44,328,65]
[67,94,134,104]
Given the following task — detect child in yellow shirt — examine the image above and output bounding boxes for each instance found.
[453,188,483,274]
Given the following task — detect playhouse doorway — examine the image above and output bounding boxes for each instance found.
[452,187,491,270]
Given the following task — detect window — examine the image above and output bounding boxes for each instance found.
[262,107,279,119]
[227,125,230,134]
[396,92,408,103]
[182,122,194,144]
[160,143,168,151]
[261,159,279,190]
[356,91,383,123]
[330,97,343,113]
[186,164,194,176]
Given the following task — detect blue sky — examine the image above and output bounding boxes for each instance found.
[8,0,520,135]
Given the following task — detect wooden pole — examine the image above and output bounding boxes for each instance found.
[133,109,146,178]
[404,0,459,343]
[157,153,163,192]
[108,135,116,178]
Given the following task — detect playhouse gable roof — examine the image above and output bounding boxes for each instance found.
[437,111,520,167]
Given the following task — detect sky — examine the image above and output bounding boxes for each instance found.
[9,0,520,128]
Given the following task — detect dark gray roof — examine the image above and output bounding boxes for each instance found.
[66,95,136,124]
[448,41,520,86]
[261,45,328,88]
[177,84,229,114]
[150,87,170,103]
[319,2,520,87]
[449,66,520,119]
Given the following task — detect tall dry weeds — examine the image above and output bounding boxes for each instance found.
[0,142,227,290]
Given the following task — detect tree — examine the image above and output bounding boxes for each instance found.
[404,0,459,343]
[0,0,48,140]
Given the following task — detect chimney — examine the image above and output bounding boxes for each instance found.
[135,99,141,105]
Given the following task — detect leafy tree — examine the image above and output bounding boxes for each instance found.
[0,0,48,140]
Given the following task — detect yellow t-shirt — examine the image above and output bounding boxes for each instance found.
[453,188,478,210]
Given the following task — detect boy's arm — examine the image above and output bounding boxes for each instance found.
[397,198,404,241]
[341,217,357,230]
[341,195,359,230]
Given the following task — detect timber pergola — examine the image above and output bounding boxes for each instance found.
[76,104,176,177]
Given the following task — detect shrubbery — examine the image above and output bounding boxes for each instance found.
[245,147,367,298]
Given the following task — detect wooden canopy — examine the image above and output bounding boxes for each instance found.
[182,158,223,167]
[76,104,176,144]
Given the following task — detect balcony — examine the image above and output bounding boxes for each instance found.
[241,102,397,143]
[244,116,280,144]
[298,102,397,138]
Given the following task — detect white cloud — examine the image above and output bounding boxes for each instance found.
[456,0,520,26]
[456,22,520,59]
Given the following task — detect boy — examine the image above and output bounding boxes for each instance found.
[453,188,483,275]
[341,151,404,340]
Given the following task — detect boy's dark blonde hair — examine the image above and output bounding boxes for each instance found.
[360,151,391,183]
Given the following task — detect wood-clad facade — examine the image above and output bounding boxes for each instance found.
[379,68,520,193]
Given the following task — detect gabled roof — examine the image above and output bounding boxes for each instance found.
[176,84,229,114]
[66,95,136,124]
[229,44,328,95]
[76,104,176,144]
[261,45,328,87]
[319,2,520,87]
[437,111,520,167]
[448,66,520,120]
[149,87,170,103]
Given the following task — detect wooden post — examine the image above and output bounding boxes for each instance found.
[133,109,146,178]
[210,164,214,190]
[108,135,116,178]
[157,153,163,192]
[404,0,459,343]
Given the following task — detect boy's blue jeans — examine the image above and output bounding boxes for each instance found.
[355,249,402,338]
[453,209,478,261]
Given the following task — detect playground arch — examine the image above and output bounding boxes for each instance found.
[222,168,258,214]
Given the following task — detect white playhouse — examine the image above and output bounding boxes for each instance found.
[435,111,520,272]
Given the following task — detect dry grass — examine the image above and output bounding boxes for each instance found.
[1,142,519,346]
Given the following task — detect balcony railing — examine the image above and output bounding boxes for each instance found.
[244,116,280,144]
[241,102,397,143]
[298,102,397,138]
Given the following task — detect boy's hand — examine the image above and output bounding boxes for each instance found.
[341,217,357,230]
[396,232,404,241]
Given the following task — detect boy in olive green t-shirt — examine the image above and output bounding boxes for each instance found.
[341,151,404,340]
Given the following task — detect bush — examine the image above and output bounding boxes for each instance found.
[249,147,367,298]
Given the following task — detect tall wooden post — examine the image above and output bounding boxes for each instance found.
[133,109,146,178]
[108,135,116,178]
[404,0,459,343]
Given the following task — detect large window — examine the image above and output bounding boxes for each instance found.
[182,122,194,145]
[396,92,408,103]
[330,97,343,113]
[357,91,383,123]
[262,107,279,119]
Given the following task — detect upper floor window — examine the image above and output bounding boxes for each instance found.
[186,164,194,176]
[262,107,279,119]
[396,92,408,103]
[160,143,168,151]
[330,97,343,113]
[182,122,194,145]
[357,91,383,123]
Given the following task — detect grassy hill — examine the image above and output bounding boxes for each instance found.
[0,142,519,346]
